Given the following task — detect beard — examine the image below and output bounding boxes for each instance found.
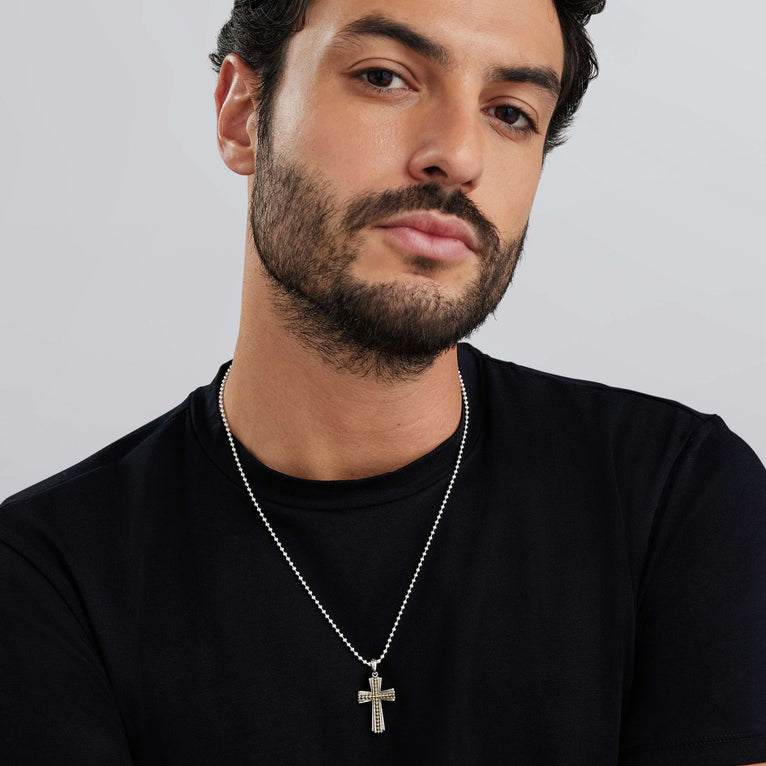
[249,139,528,382]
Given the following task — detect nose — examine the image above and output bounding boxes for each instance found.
[406,95,485,193]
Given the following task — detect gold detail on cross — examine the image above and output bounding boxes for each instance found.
[358,673,395,734]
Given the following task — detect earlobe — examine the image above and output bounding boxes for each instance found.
[214,54,261,176]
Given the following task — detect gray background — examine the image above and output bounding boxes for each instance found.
[1,0,764,499]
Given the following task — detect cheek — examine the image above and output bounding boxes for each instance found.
[481,154,542,238]
[272,87,406,197]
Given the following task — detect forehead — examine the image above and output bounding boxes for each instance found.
[299,0,565,78]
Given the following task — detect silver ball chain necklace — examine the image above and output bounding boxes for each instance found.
[218,363,469,734]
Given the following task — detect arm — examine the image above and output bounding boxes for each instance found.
[0,538,134,765]
[618,416,766,765]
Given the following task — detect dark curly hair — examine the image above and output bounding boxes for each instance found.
[210,0,605,156]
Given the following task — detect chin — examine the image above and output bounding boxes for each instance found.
[356,255,477,295]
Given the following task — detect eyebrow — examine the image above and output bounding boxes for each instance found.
[485,64,561,106]
[329,13,562,105]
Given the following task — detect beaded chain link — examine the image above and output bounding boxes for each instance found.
[218,363,469,671]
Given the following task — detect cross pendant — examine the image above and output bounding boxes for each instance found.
[357,664,395,734]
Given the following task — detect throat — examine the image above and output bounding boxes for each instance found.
[222,344,463,482]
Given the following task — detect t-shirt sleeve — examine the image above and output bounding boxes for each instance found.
[619,415,766,766]
[0,538,133,765]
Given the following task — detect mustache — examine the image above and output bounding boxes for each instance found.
[341,182,502,256]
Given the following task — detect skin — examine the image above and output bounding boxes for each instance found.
[214,0,565,481]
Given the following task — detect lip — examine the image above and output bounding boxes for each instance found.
[375,211,479,262]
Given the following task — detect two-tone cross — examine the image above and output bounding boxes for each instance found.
[357,662,395,734]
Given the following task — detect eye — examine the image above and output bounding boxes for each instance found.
[490,105,538,136]
[356,68,409,92]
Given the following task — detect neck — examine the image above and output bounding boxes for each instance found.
[223,271,463,482]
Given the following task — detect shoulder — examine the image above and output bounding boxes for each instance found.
[463,341,710,420]
[0,394,193,554]
[460,342,717,454]
[457,342,766,506]
[461,340,765,520]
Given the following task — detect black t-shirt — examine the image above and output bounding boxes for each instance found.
[1,343,765,766]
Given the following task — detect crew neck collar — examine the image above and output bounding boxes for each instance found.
[191,343,484,510]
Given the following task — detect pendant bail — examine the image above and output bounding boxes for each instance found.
[371,659,378,676]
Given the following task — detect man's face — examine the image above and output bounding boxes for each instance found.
[249,0,564,378]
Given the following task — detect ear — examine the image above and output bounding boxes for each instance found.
[214,54,262,176]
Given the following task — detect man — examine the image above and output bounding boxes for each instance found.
[1,0,764,763]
